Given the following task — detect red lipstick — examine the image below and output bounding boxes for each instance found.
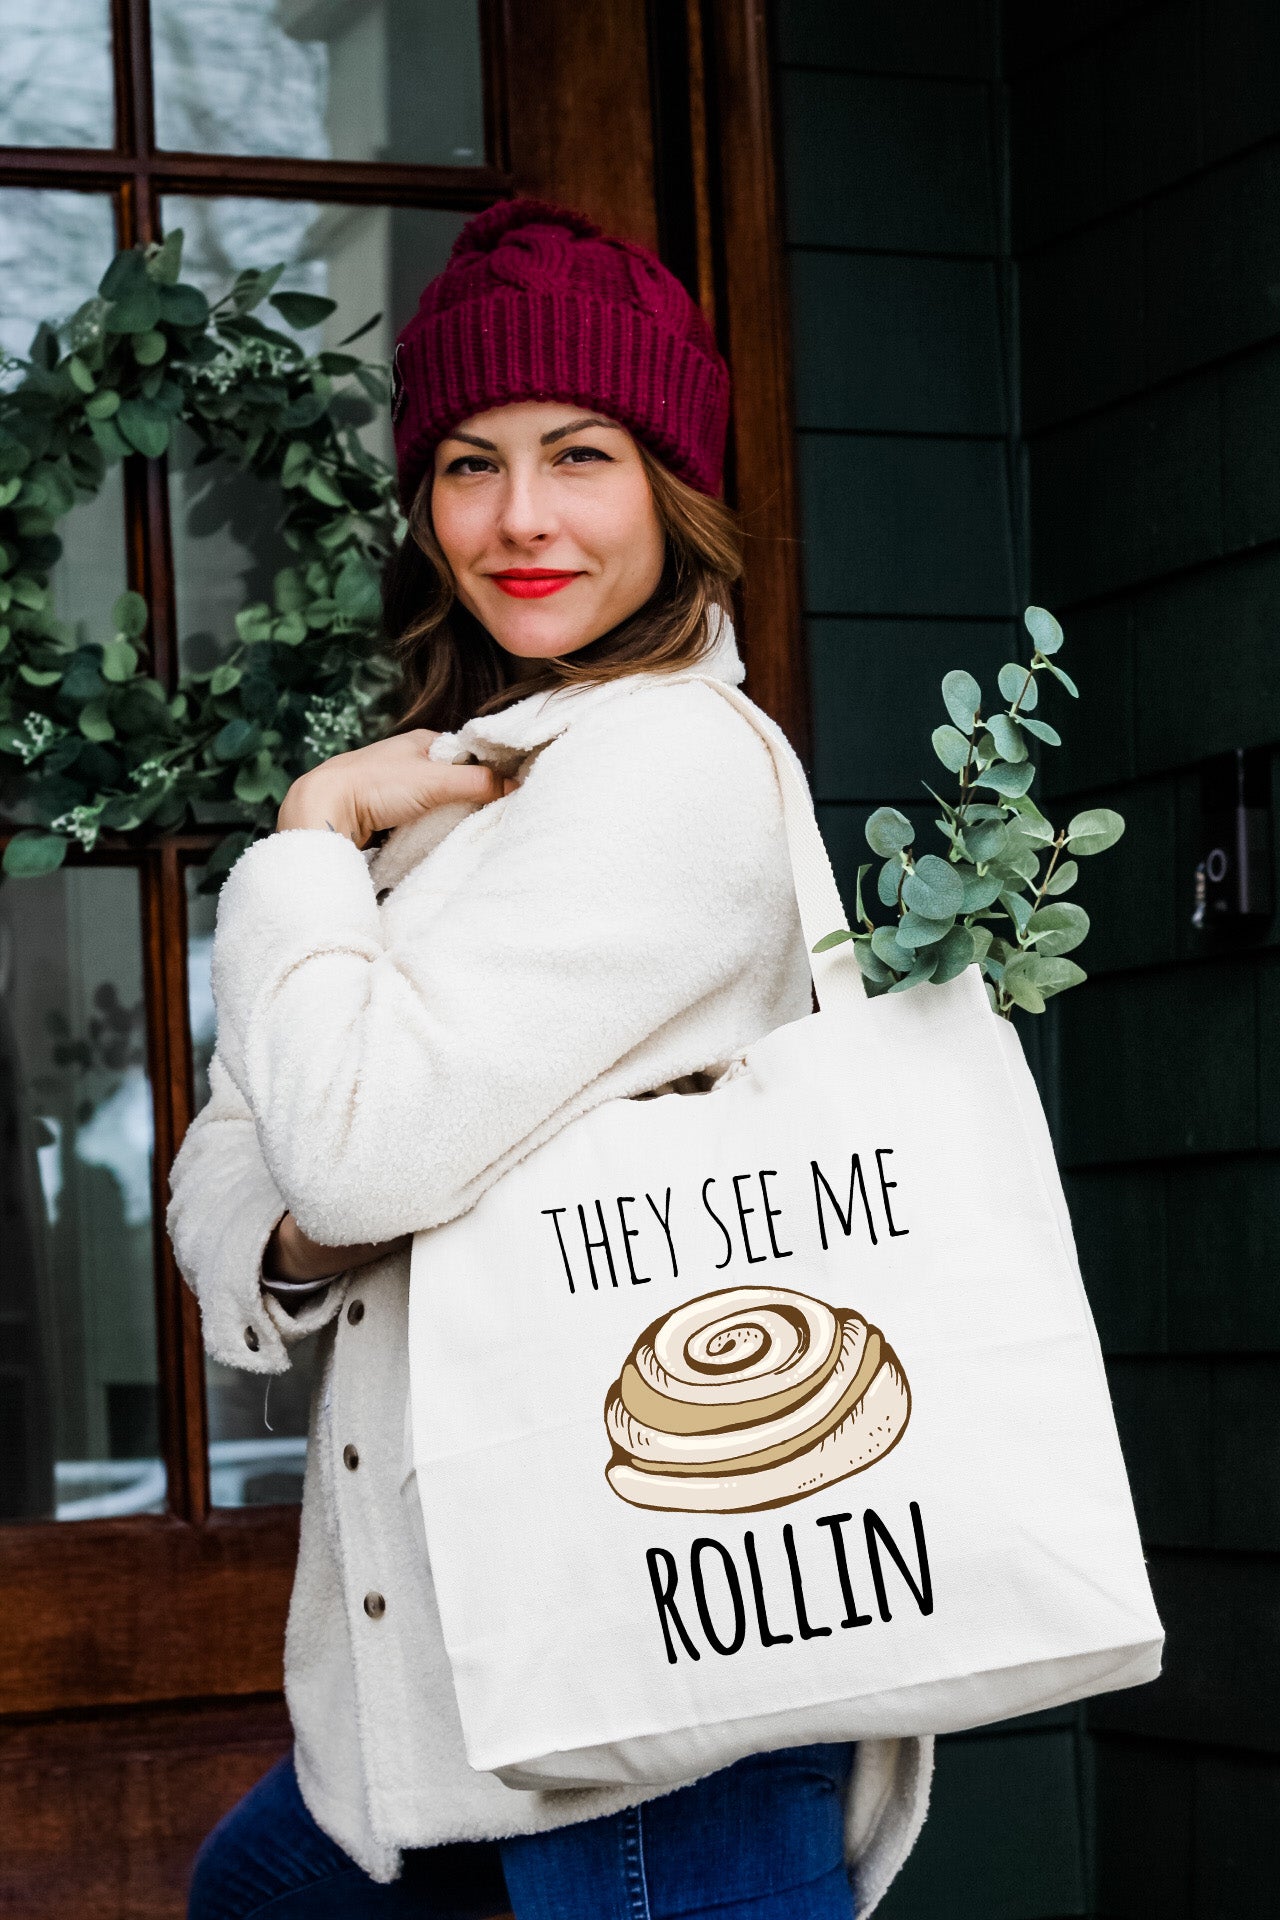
[488,568,583,599]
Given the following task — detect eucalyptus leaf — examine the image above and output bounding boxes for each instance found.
[113,590,148,638]
[213,717,261,761]
[235,604,273,645]
[854,941,895,987]
[104,286,161,335]
[1001,889,1032,935]
[1019,715,1061,746]
[865,806,915,857]
[1043,658,1079,697]
[2,828,68,876]
[876,858,903,908]
[78,699,115,741]
[117,399,170,457]
[1007,797,1055,842]
[1044,858,1079,895]
[1024,605,1064,654]
[1067,806,1125,856]
[853,861,871,927]
[997,661,1028,706]
[157,283,210,328]
[272,290,339,331]
[966,819,1008,864]
[888,949,939,992]
[967,924,994,966]
[931,723,971,772]
[100,638,138,682]
[133,330,167,365]
[973,760,1036,798]
[1002,955,1046,1014]
[147,230,184,286]
[1027,901,1090,956]
[985,712,1027,763]
[871,924,914,973]
[942,669,982,732]
[901,852,964,919]
[305,467,346,508]
[960,869,1003,911]
[898,908,955,949]
[931,923,975,983]
[812,928,855,951]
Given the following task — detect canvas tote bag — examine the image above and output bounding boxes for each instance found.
[408,676,1163,1791]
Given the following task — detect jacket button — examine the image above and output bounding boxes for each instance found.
[347,1299,364,1325]
[343,1444,359,1471]
[363,1590,386,1620]
[244,1325,260,1352]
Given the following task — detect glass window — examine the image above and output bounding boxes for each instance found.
[0,865,166,1521]
[151,0,484,167]
[162,195,465,675]
[184,863,318,1507]
[0,0,114,150]
[0,189,117,373]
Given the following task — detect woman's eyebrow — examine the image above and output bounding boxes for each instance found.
[540,416,621,444]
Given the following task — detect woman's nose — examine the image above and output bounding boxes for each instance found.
[495,471,557,546]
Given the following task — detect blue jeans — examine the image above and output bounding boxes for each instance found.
[189,1744,856,1919]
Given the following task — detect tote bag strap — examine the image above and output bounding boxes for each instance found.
[688,676,867,1015]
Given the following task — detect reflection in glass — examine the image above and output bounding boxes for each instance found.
[152,0,484,167]
[163,196,464,675]
[0,189,117,373]
[0,191,128,826]
[0,866,166,1521]
[185,863,318,1506]
[0,0,114,149]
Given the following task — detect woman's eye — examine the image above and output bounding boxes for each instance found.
[557,445,611,466]
[446,455,496,475]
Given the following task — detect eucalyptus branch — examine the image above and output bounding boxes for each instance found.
[812,607,1125,1018]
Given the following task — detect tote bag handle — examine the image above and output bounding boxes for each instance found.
[690,676,867,1015]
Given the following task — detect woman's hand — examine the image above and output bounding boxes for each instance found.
[263,1211,412,1284]
[277,729,510,846]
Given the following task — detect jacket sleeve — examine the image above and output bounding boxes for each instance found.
[207,680,800,1248]
[165,1048,348,1372]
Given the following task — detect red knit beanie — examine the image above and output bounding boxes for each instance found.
[391,198,730,506]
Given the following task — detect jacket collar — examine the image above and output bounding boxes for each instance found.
[366,609,745,892]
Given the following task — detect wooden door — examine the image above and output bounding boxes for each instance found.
[0,3,800,1913]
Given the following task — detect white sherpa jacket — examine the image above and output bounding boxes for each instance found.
[165,611,933,1912]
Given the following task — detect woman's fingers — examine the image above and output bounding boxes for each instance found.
[434,762,507,804]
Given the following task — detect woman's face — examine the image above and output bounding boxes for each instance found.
[430,400,666,666]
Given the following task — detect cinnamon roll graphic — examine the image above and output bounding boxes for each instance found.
[604,1285,911,1513]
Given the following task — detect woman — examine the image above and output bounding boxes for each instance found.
[169,198,932,1920]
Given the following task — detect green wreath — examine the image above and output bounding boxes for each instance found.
[0,229,403,887]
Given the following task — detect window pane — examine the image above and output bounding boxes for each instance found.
[0,188,117,373]
[0,865,166,1521]
[184,863,317,1507]
[162,196,465,676]
[152,0,484,166]
[0,0,114,150]
[0,191,127,828]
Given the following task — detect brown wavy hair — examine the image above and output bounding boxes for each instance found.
[381,441,744,737]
